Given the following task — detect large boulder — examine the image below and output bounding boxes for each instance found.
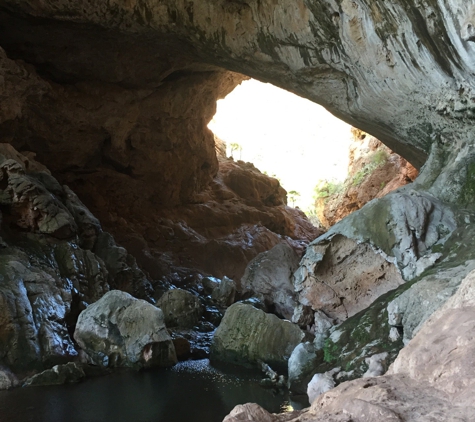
[156,288,204,329]
[74,290,177,368]
[210,303,305,371]
[0,144,159,377]
[211,276,236,307]
[294,234,405,323]
[241,243,300,320]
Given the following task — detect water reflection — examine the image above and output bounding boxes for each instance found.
[0,360,306,422]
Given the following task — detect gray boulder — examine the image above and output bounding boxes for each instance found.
[310,190,456,281]
[74,290,176,368]
[241,243,300,320]
[156,288,204,329]
[0,368,16,390]
[387,261,475,344]
[210,303,305,371]
[288,342,323,394]
[211,276,236,306]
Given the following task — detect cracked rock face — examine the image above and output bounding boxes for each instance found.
[294,234,404,323]
[1,1,475,420]
[1,0,475,188]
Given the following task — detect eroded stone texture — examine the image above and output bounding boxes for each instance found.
[316,133,418,229]
[1,0,474,291]
[0,144,156,378]
[317,189,457,280]
[1,0,475,192]
[294,234,404,323]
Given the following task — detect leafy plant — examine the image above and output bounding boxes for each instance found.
[304,208,323,228]
[371,149,389,166]
[314,180,344,199]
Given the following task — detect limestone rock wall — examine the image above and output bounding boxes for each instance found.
[0,144,152,373]
[1,0,475,200]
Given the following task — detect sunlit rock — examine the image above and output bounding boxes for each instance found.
[315,131,418,229]
[294,234,404,323]
[307,368,339,404]
[362,352,388,378]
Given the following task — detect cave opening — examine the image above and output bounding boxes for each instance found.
[208,78,418,229]
[208,78,352,214]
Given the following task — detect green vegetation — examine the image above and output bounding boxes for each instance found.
[351,149,389,186]
[304,208,323,228]
[314,281,412,382]
[323,339,339,364]
[314,179,344,199]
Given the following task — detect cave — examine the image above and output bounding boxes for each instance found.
[0,1,475,421]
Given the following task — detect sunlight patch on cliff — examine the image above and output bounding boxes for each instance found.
[208,79,352,211]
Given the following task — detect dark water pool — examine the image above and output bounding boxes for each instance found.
[0,360,307,422]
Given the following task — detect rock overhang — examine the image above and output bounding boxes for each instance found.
[1,0,475,178]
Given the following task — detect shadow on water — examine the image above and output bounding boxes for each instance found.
[0,360,308,422]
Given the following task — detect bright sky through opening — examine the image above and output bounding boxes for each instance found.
[208,79,353,211]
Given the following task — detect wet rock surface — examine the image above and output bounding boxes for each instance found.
[23,362,86,387]
[224,269,475,421]
[1,1,475,421]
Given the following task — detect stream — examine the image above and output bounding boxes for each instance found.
[0,360,307,422]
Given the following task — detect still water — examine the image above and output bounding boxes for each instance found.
[0,360,306,422]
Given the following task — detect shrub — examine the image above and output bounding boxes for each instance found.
[314,180,344,199]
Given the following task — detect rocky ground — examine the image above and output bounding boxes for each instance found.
[0,144,318,388]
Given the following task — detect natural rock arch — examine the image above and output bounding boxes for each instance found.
[1,2,475,420]
[1,0,475,206]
